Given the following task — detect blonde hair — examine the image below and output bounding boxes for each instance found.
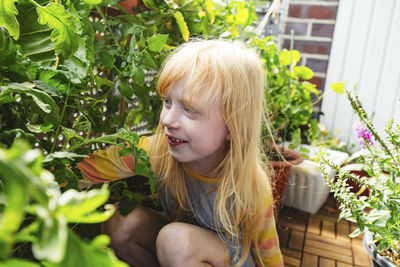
[149,39,272,266]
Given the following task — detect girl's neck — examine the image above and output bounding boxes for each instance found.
[184,163,219,179]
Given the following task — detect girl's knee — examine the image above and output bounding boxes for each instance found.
[156,222,196,264]
[102,206,159,247]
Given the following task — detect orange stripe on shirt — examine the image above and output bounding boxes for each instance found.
[258,235,279,250]
[264,204,274,218]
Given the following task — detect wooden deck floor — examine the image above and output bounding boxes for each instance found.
[277,195,371,267]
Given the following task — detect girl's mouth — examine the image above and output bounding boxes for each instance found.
[167,136,186,146]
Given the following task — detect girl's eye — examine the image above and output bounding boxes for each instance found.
[184,105,195,114]
[163,98,172,106]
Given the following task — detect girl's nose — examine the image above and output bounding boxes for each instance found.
[161,107,180,129]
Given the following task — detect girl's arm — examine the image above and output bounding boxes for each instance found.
[78,136,149,184]
[255,197,284,267]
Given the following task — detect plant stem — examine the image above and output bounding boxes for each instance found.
[282,29,294,153]
[51,82,70,153]
[95,6,119,49]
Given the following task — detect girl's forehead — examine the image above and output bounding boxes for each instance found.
[166,80,223,114]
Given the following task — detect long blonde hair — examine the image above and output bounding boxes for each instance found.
[149,39,272,266]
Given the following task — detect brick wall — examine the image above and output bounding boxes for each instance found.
[282,0,339,92]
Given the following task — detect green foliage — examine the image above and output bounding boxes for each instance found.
[320,85,400,258]
[0,140,127,266]
[0,0,20,40]
[0,0,322,264]
[250,36,320,147]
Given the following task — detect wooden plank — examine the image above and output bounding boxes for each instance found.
[306,232,351,249]
[301,253,318,267]
[319,257,335,267]
[304,245,352,264]
[282,254,301,267]
[307,216,321,235]
[337,262,353,267]
[321,220,335,239]
[277,227,290,248]
[281,247,302,259]
[336,220,350,242]
[288,230,305,251]
[304,238,352,259]
[352,234,371,267]
[277,208,308,233]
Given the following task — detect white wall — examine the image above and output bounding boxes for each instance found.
[320,0,400,147]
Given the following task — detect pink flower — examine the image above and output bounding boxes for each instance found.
[354,122,373,148]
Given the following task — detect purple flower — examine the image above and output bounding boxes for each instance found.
[354,122,374,148]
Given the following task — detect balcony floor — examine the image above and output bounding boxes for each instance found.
[277,195,371,267]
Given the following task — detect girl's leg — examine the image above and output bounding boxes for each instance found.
[101,206,168,267]
[156,222,230,267]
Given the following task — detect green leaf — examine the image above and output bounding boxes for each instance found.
[32,216,67,262]
[118,82,133,98]
[99,50,115,68]
[205,0,215,23]
[0,95,15,105]
[142,50,157,69]
[131,65,145,86]
[36,3,79,58]
[0,258,41,267]
[330,82,345,94]
[143,0,157,9]
[0,0,19,40]
[25,89,60,127]
[279,50,300,66]
[83,0,103,4]
[0,178,27,258]
[235,7,249,25]
[57,185,114,223]
[119,190,142,216]
[349,227,363,238]
[95,76,113,89]
[173,11,189,42]
[25,123,54,133]
[42,230,128,267]
[147,34,169,52]
[44,151,88,162]
[294,66,313,80]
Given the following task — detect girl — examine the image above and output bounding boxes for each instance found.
[79,39,283,267]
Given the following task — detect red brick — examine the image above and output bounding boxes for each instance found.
[285,21,308,36]
[311,23,335,37]
[308,76,325,90]
[306,58,329,73]
[289,5,303,18]
[307,6,338,20]
[283,39,331,55]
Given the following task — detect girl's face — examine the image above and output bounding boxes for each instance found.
[160,80,229,176]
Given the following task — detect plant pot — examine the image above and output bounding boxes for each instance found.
[269,146,303,211]
[363,230,399,267]
[282,145,349,214]
[119,0,140,14]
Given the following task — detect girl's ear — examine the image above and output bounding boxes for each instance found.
[226,130,231,141]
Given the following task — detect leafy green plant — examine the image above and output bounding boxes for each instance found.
[320,83,400,265]
[0,0,264,264]
[250,36,320,149]
[0,139,127,266]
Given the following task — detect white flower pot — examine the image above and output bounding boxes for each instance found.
[282,145,348,214]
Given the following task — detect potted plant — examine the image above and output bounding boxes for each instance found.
[320,83,400,266]
[249,35,321,209]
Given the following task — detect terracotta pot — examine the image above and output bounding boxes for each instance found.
[119,0,140,14]
[269,146,303,211]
